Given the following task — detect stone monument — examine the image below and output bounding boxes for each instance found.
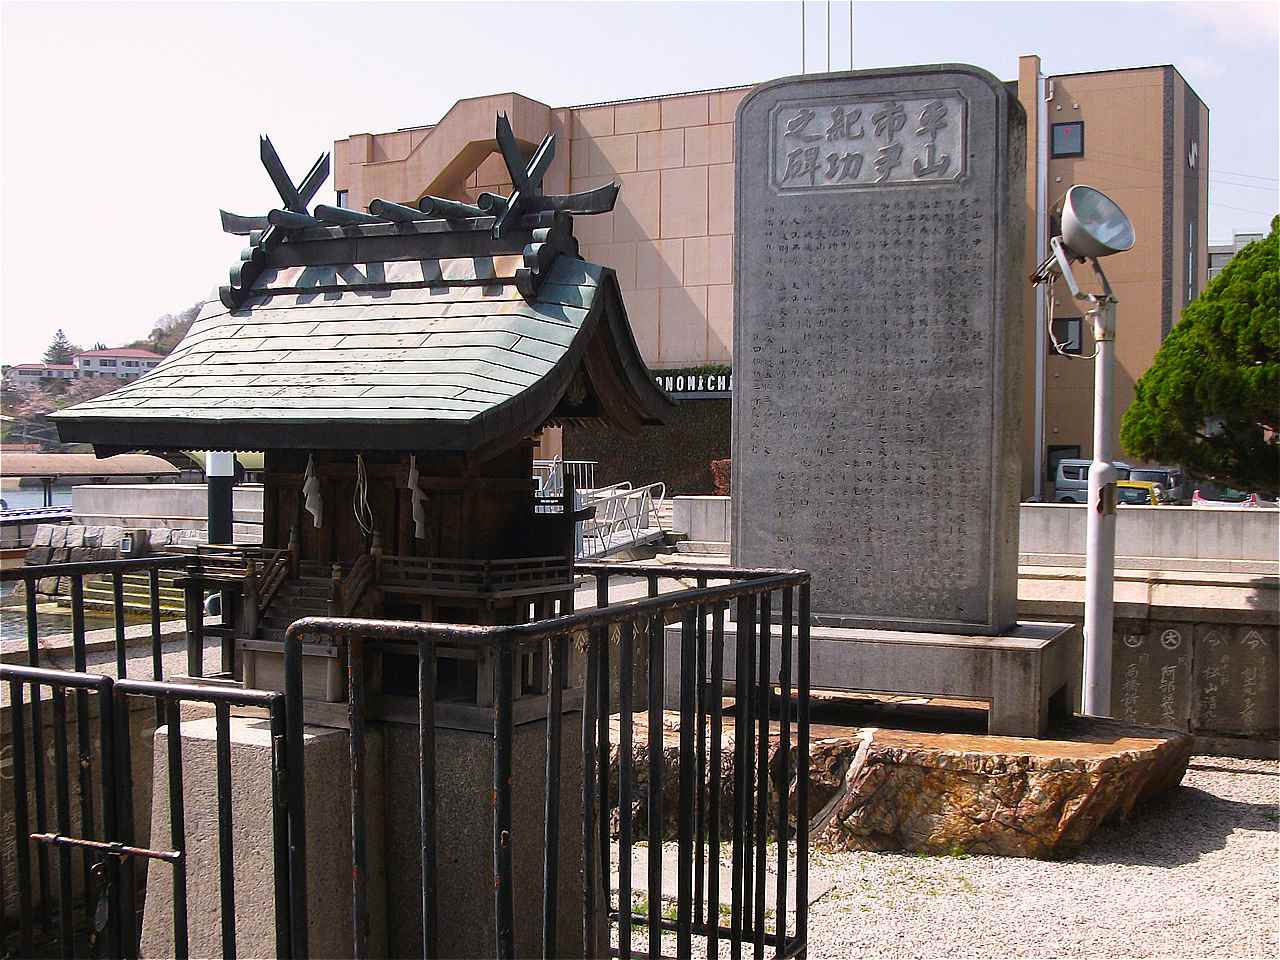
[733,64,1022,634]
[714,65,1078,737]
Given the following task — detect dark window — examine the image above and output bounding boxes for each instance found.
[1050,317,1082,355]
[1051,121,1084,158]
[1047,445,1081,481]
[99,358,117,367]
[335,190,349,209]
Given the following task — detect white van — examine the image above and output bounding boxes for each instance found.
[1053,459,1132,503]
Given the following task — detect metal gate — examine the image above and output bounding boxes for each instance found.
[2,665,308,959]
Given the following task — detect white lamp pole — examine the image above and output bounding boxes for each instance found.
[1083,295,1119,716]
[1033,185,1134,719]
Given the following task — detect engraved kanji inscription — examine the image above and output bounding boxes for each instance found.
[772,93,966,192]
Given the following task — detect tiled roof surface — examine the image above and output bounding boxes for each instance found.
[54,249,666,453]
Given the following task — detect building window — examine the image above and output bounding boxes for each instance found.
[99,358,116,367]
[336,190,348,209]
[1047,445,1082,481]
[1050,121,1084,158]
[1049,317,1082,355]
[124,360,139,367]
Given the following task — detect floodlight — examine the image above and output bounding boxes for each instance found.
[1031,183,1137,722]
[1054,185,1135,260]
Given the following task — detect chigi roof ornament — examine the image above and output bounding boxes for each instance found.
[215,114,620,309]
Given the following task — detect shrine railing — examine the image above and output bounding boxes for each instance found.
[379,555,573,600]
[282,562,811,959]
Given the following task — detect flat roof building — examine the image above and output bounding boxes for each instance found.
[333,56,1211,497]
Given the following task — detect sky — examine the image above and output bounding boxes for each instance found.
[2,0,1277,362]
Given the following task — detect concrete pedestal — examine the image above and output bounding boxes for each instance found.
[140,717,384,959]
[664,620,1080,738]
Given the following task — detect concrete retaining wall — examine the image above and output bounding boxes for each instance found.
[73,483,263,542]
[1020,503,1278,563]
[672,496,1279,566]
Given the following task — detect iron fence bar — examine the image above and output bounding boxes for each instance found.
[596,624,611,928]
[214,701,237,960]
[419,640,439,960]
[164,697,190,960]
[69,575,102,924]
[105,682,136,960]
[113,571,127,680]
[350,634,371,957]
[581,624,599,957]
[730,595,748,960]
[348,635,369,960]
[22,575,54,933]
[694,575,707,932]
[542,632,566,959]
[796,584,811,958]
[742,593,757,951]
[27,834,178,862]
[29,679,55,935]
[270,703,292,960]
[646,613,663,956]
[676,609,697,958]
[707,602,725,957]
[594,571,611,930]
[9,678,35,958]
[775,588,793,959]
[150,568,165,727]
[617,618,634,960]
[494,643,515,960]
[283,628,311,960]
[185,568,204,678]
[51,684,75,959]
[755,592,771,960]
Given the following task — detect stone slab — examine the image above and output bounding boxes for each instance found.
[809,718,1194,858]
[731,65,1025,634]
[663,619,1078,738]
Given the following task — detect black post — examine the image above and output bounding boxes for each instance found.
[206,452,235,545]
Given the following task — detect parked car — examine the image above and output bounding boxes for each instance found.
[1053,459,1133,503]
[1115,480,1166,505]
[1192,488,1280,508]
[1127,466,1185,503]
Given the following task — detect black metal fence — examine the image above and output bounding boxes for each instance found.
[1,555,305,959]
[1,667,306,959]
[284,562,811,960]
[5,554,811,960]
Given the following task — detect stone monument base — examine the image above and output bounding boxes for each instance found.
[809,718,1193,858]
[608,710,1192,859]
[663,620,1080,738]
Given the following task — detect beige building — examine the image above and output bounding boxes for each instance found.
[334,56,1208,497]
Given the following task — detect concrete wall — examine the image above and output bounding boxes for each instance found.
[1020,503,1279,564]
[673,496,1279,567]
[73,483,264,542]
[673,495,732,543]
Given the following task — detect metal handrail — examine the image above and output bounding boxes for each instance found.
[579,482,666,558]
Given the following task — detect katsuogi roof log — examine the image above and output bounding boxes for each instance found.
[53,115,673,458]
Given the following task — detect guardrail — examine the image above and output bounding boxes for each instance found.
[282,563,812,959]
[580,482,666,558]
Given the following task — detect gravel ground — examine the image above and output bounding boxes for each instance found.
[617,756,1279,959]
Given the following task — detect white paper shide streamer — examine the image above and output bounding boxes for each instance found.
[408,455,427,540]
[302,454,323,528]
